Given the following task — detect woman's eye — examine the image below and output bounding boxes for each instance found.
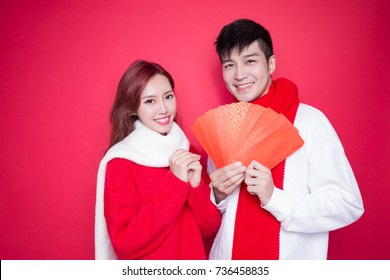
[145,99,154,104]
[166,94,174,100]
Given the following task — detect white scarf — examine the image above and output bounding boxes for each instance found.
[95,120,190,259]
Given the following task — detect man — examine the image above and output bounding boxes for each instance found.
[208,18,364,260]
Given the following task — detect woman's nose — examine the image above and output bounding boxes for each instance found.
[159,100,168,114]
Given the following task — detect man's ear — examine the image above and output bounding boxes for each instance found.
[268,55,276,75]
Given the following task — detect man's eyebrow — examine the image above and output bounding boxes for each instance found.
[222,57,233,64]
[222,53,260,64]
[243,53,260,58]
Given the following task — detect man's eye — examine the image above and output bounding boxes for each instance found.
[224,63,233,69]
[166,94,174,100]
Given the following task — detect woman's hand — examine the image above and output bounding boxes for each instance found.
[187,160,202,188]
[169,149,202,188]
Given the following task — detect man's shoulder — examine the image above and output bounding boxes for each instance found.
[297,103,327,118]
[298,103,321,114]
[296,103,331,127]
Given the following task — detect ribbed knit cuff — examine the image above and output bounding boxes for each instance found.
[209,183,227,212]
[188,180,210,205]
[262,187,293,223]
[159,171,190,212]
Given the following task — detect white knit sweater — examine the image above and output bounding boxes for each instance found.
[95,120,189,259]
[208,104,364,259]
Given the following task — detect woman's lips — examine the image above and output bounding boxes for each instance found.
[155,116,170,125]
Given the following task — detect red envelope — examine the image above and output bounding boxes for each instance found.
[191,102,304,169]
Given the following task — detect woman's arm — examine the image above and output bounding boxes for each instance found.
[104,158,189,259]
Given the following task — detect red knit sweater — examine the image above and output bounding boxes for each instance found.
[104,158,221,260]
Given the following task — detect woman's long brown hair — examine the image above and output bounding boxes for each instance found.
[109,60,174,148]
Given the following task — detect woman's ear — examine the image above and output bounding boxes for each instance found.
[129,111,137,117]
[126,111,137,119]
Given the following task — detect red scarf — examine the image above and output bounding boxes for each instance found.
[231,77,300,259]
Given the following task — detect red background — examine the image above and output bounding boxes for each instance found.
[1,0,389,259]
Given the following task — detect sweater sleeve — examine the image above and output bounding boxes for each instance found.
[206,157,228,213]
[104,158,189,259]
[187,178,222,238]
[263,106,364,233]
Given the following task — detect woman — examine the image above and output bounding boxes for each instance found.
[95,60,221,259]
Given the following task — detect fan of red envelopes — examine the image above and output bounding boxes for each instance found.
[191,102,304,169]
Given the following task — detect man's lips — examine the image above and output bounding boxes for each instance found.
[235,82,254,92]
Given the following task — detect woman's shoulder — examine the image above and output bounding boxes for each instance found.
[106,158,136,173]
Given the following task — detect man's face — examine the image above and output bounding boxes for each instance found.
[221,41,275,102]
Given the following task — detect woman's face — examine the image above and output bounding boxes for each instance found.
[136,74,177,135]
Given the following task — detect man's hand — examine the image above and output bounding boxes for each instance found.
[245,160,274,206]
[210,162,246,203]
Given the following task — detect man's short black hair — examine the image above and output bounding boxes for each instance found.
[215,19,274,62]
